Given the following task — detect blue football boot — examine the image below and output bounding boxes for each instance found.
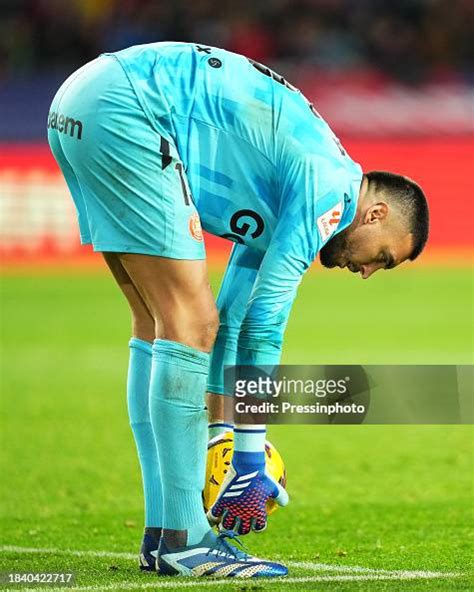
[139,530,161,572]
[158,529,288,578]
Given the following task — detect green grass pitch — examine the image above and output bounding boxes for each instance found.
[1,264,473,591]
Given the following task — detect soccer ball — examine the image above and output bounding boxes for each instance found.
[203,431,287,516]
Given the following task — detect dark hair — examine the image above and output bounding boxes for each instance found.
[364,171,429,260]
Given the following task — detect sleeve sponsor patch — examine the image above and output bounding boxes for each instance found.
[316,202,343,241]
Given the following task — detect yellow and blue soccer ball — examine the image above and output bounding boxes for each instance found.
[203,431,287,515]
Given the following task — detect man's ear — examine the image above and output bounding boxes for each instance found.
[363,202,388,224]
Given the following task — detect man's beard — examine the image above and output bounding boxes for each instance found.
[319,228,349,268]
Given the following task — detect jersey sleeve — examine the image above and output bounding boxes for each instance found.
[236,190,316,367]
[236,154,354,366]
[236,238,310,367]
[207,244,264,395]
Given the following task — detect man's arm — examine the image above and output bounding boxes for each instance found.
[208,215,316,533]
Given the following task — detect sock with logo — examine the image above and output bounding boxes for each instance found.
[233,424,266,472]
[127,338,163,528]
[150,339,211,547]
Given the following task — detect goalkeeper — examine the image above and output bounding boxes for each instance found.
[48,42,429,578]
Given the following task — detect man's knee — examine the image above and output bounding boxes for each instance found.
[197,306,220,351]
[132,294,218,350]
[162,304,219,353]
[116,253,218,350]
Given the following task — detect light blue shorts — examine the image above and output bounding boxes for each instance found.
[47,55,206,259]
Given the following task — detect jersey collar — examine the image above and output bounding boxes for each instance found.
[339,166,363,232]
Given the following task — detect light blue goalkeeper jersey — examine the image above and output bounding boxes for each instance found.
[111,42,363,394]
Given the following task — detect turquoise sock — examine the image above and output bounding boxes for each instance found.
[127,338,162,528]
[150,339,211,545]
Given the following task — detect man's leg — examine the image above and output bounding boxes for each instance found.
[116,253,219,549]
[207,393,234,439]
[102,253,162,568]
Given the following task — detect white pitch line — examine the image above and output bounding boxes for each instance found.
[0,546,136,561]
[287,560,455,578]
[290,560,383,573]
[0,545,461,587]
[1,573,463,592]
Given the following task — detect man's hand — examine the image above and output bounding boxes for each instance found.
[207,463,289,535]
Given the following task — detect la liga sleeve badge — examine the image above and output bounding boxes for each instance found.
[316,202,343,242]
